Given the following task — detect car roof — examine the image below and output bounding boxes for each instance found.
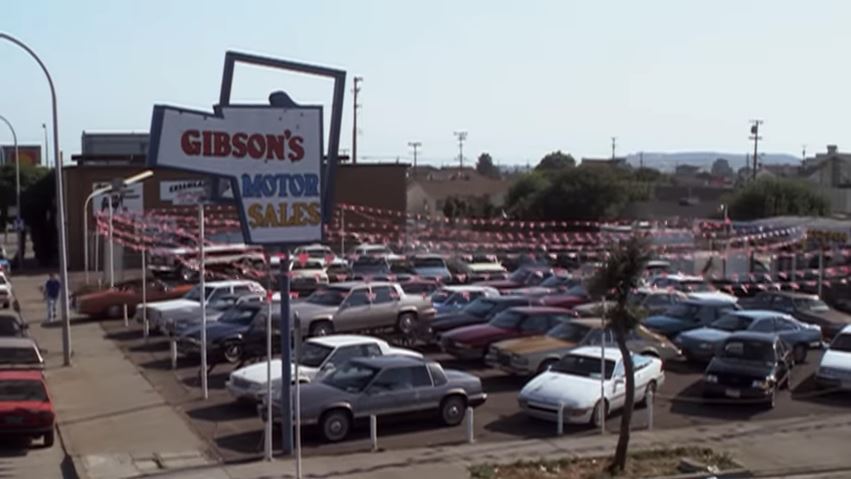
[412,254,444,260]
[206,280,260,288]
[0,337,37,348]
[839,324,851,335]
[568,346,624,361]
[506,306,571,315]
[727,310,789,320]
[635,287,681,296]
[725,331,778,343]
[759,291,819,300]
[350,355,426,368]
[308,334,386,347]
[0,370,43,381]
[439,285,495,293]
[329,281,394,289]
[683,295,737,306]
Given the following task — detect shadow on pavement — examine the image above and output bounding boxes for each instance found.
[663,359,707,375]
[187,401,258,422]
[482,411,584,439]
[128,340,170,353]
[666,379,766,420]
[0,437,31,456]
[480,374,528,394]
[104,329,141,342]
[791,374,851,407]
[181,371,230,390]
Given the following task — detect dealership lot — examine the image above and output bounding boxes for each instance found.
[99,318,850,462]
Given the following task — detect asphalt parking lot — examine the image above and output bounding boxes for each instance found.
[99,317,851,463]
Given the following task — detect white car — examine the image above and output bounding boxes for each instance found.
[816,324,851,391]
[290,258,330,290]
[518,346,664,426]
[0,273,11,308]
[137,280,265,332]
[225,334,422,402]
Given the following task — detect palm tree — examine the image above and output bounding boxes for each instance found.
[589,236,650,473]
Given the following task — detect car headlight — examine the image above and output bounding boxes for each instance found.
[511,354,529,366]
[752,377,774,389]
[705,374,718,383]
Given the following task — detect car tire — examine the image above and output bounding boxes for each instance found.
[43,429,54,448]
[319,409,351,442]
[639,380,657,407]
[537,359,557,375]
[590,400,608,427]
[223,342,243,364]
[396,313,417,335]
[440,395,467,426]
[2,302,8,309]
[309,320,334,337]
[106,304,122,319]
[793,344,807,364]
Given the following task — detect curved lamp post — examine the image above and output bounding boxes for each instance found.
[1,32,71,366]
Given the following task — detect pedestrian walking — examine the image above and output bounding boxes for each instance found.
[44,273,61,323]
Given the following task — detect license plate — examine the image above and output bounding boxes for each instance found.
[4,416,23,425]
[725,388,741,398]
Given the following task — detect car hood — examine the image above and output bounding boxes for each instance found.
[147,298,199,313]
[494,335,574,355]
[231,359,316,384]
[520,371,600,408]
[444,324,513,344]
[181,321,246,342]
[432,313,483,331]
[291,301,338,319]
[78,289,122,302]
[413,267,451,278]
[644,315,691,332]
[820,348,851,370]
[679,327,731,344]
[706,356,774,378]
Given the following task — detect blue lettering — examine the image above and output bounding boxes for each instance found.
[289,175,305,197]
[304,174,319,196]
[277,174,290,197]
[241,173,320,199]
[262,176,277,197]
[241,174,264,198]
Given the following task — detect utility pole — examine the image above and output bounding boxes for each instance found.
[453,131,467,169]
[749,120,763,181]
[352,76,363,164]
[42,123,49,168]
[802,144,807,165]
[611,136,617,159]
[408,141,421,175]
[639,151,644,169]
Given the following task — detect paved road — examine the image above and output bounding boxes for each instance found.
[98,317,851,463]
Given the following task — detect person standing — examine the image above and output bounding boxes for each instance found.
[44,274,61,323]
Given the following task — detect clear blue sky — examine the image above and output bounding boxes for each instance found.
[1,1,849,166]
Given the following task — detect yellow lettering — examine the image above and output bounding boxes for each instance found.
[305,202,321,225]
[248,203,263,227]
[264,203,280,227]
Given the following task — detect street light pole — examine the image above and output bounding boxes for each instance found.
[0,114,21,269]
[0,32,72,366]
[42,123,48,168]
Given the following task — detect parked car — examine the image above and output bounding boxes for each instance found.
[473,266,554,292]
[815,324,851,391]
[675,310,822,363]
[289,258,330,292]
[649,273,714,293]
[350,255,391,279]
[0,338,43,370]
[226,334,422,402]
[148,243,265,281]
[430,285,500,315]
[430,295,539,336]
[538,285,592,309]
[518,346,664,426]
[702,332,793,408]
[138,280,265,333]
[263,355,487,442]
[440,306,575,360]
[293,243,337,263]
[166,293,265,336]
[0,370,55,446]
[0,312,28,338]
[351,243,400,260]
[643,296,739,339]
[411,254,453,283]
[453,254,508,283]
[740,291,851,339]
[74,278,193,318]
[295,282,436,338]
[574,288,687,318]
[399,278,440,296]
[0,272,11,308]
[511,273,581,297]
[325,262,351,283]
[177,301,278,364]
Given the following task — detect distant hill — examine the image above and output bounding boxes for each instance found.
[626,152,802,172]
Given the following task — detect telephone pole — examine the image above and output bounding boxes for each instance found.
[611,136,617,159]
[408,141,421,174]
[352,76,363,164]
[453,131,467,169]
[749,120,763,181]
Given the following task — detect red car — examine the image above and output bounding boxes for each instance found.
[440,306,576,359]
[0,370,55,446]
[539,285,592,309]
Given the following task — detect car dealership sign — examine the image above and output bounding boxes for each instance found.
[148,104,324,244]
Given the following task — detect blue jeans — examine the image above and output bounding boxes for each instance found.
[47,297,57,322]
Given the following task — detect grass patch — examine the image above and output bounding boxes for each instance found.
[469,447,738,479]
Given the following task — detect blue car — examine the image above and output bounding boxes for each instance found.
[411,254,453,283]
[430,285,500,315]
[676,310,822,363]
[643,296,739,339]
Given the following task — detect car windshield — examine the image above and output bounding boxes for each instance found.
[547,322,592,342]
[552,354,616,380]
[710,314,753,332]
[184,285,214,302]
[490,310,525,329]
[291,261,322,271]
[0,347,40,365]
[464,298,498,318]
[0,319,22,336]
[719,340,775,362]
[0,380,47,401]
[794,298,830,312]
[665,303,700,320]
[431,289,454,303]
[830,334,851,353]
[322,362,379,393]
[305,288,348,306]
[300,342,334,368]
[219,307,257,325]
[414,258,445,269]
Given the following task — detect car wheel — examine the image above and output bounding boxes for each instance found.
[2,302,8,309]
[223,342,243,364]
[396,313,417,335]
[440,395,467,426]
[319,409,351,442]
[309,321,334,337]
[640,380,658,407]
[106,304,122,319]
[590,400,608,427]
[43,429,54,448]
[537,359,557,375]
[793,344,807,364]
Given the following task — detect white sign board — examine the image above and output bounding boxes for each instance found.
[92,182,144,216]
[148,105,323,244]
[160,179,233,203]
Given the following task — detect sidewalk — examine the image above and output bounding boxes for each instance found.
[15,273,214,479]
[151,411,851,479]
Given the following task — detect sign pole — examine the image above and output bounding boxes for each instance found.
[600,299,606,435]
[108,195,115,288]
[264,279,273,461]
[199,203,208,400]
[142,247,149,339]
[279,253,293,456]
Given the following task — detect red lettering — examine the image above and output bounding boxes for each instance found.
[247,134,265,159]
[265,134,285,160]
[180,130,201,155]
[288,136,304,162]
[232,132,248,158]
[213,131,231,156]
[202,131,213,156]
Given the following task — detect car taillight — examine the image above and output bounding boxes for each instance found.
[37,410,54,424]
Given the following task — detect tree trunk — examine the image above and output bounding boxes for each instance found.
[610,320,635,473]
